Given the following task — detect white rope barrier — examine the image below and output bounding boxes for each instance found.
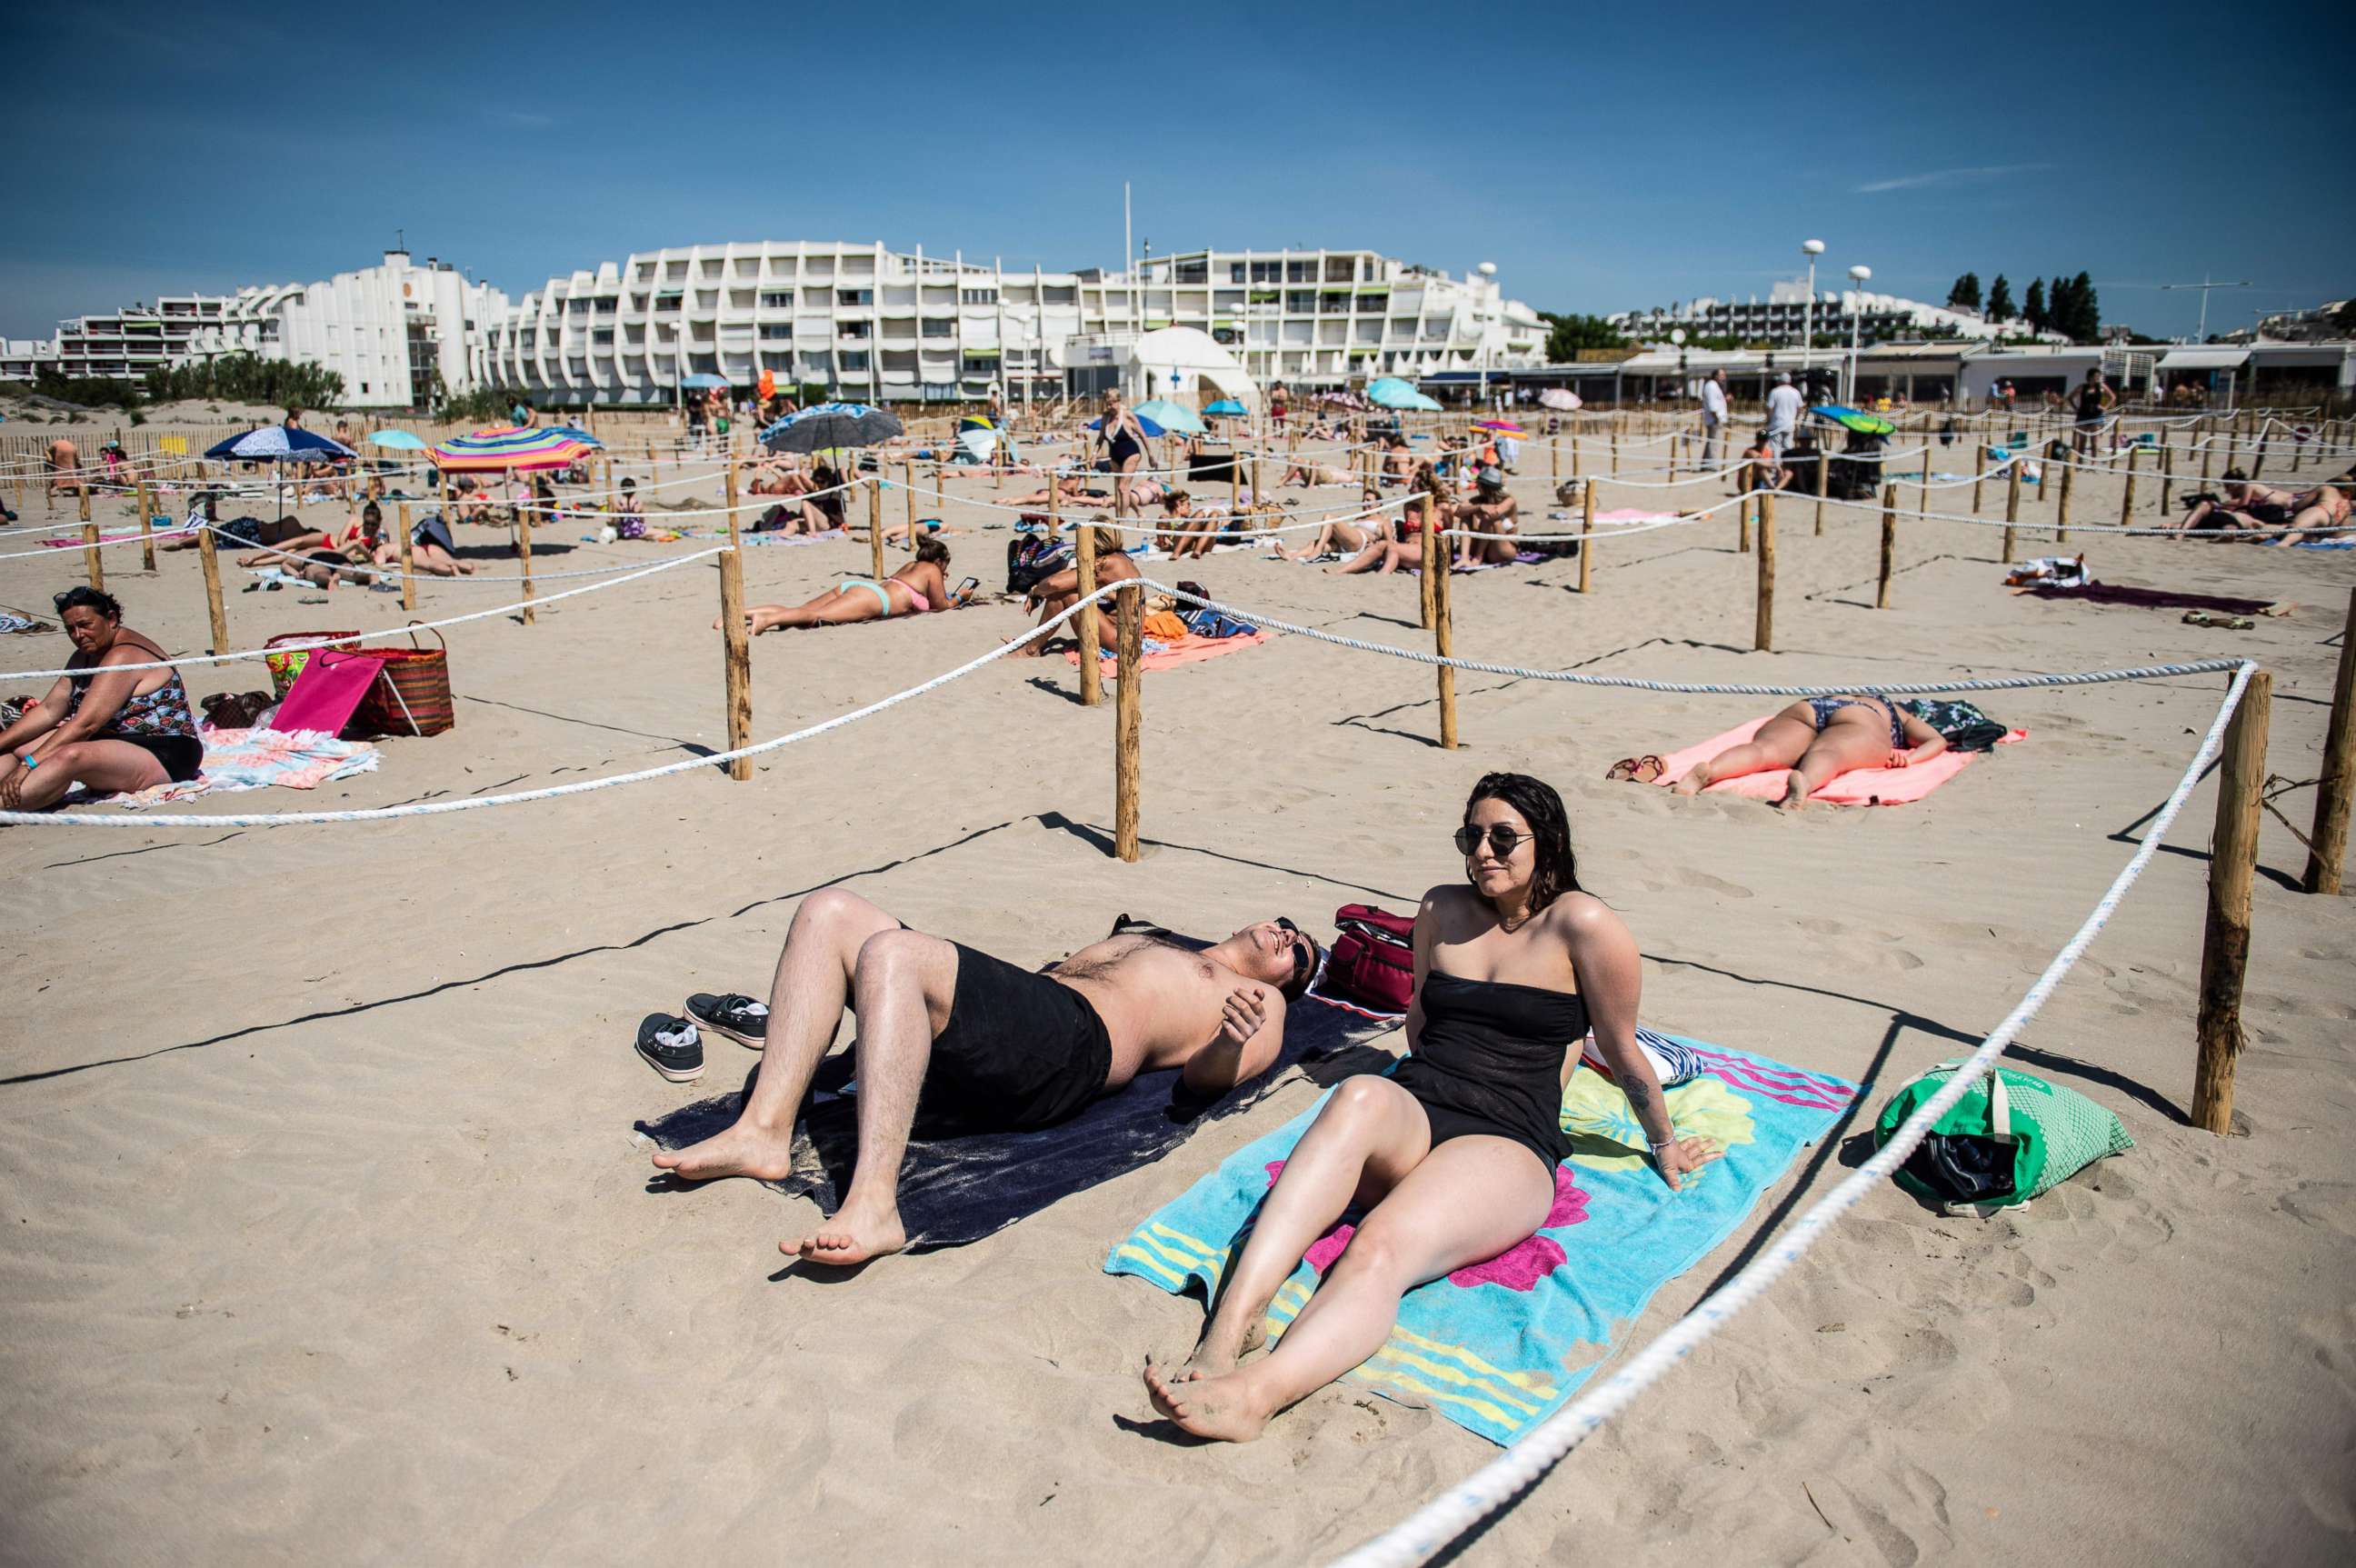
[0,579,1127,827]
[0,547,727,680]
[1325,659,2257,1568]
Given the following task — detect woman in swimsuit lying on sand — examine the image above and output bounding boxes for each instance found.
[1672,691,1945,810]
[2175,468,2350,545]
[1143,772,1719,1443]
[728,536,964,634]
[1275,487,1387,561]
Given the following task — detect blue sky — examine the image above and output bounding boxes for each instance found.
[4,0,2348,344]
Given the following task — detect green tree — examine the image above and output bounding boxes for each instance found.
[2022,278,2046,333]
[1986,275,2015,322]
[1947,272,1982,312]
[2063,271,2100,341]
[1539,311,1628,361]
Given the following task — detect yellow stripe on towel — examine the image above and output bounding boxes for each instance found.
[1360,1344,1545,1416]
[1123,1230,1214,1276]
[1347,1363,1527,1435]
[1383,1323,1561,1398]
[1147,1223,1228,1267]
[1110,1243,1186,1286]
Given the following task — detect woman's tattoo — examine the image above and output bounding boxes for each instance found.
[1623,1079,1653,1115]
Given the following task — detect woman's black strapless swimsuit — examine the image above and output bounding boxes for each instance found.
[1391,970,1589,1171]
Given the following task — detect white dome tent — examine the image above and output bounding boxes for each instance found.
[1123,325,1260,413]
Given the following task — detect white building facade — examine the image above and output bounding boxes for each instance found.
[3,250,507,409]
[480,242,1547,406]
[1612,279,2070,349]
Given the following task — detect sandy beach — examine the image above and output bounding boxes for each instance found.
[3,427,2352,1566]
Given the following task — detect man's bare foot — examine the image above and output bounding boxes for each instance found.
[650,1120,797,1183]
[1143,1362,1273,1443]
[1671,766,1709,797]
[1776,775,1810,812]
[785,1201,906,1267]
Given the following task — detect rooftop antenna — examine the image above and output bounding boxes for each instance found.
[2157,275,2251,342]
[395,227,405,253]
[1123,182,1133,282]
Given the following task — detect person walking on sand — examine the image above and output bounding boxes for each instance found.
[648,891,1318,1265]
[1700,369,1729,467]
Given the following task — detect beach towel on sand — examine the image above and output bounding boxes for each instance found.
[89,724,381,809]
[1107,1040,1857,1445]
[1066,630,1270,676]
[1658,716,2022,806]
[634,920,1398,1253]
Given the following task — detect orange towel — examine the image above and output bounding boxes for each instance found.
[1656,716,2024,806]
[1064,631,1271,676]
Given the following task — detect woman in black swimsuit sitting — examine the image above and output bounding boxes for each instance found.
[1144,772,1720,1442]
[0,586,205,810]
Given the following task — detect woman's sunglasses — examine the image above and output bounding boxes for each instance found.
[1453,824,1529,858]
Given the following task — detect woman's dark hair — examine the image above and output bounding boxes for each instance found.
[1463,772,1581,913]
[915,536,950,565]
[361,501,383,527]
[2222,466,2248,483]
[54,585,123,620]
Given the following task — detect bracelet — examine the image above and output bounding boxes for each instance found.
[20,755,34,770]
[1646,1134,1678,1151]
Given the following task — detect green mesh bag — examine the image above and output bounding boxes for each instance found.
[1875,1062,2133,1214]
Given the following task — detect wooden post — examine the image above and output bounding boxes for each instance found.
[2192,667,2271,1134]
[1419,494,1438,630]
[2201,439,2213,487]
[82,518,103,593]
[516,498,536,625]
[136,478,155,571]
[717,546,753,782]
[903,459,915,545]
[1609,428,1619,475]
[2250,422,2269,481]
[1754,490,1776,652]
[724,455,741,548]
[2055,457,2073,543]
[1074,518,1103,707]
[2002,457,2022,564]
[1113,581,1143,863]
[1814,448,1828,536]
[1736,488,1752,554]
[1433,524,1457,751]
[2119,444,2139,528]
[196,522,228,655]
[1550,434,1560,479]
[2303,589,2356,895]
[1875,482,1896,609]
[396,501,418,611]
[1578,479,1594,594]
[1972,444,1986,514]
[2160,443,2175,519]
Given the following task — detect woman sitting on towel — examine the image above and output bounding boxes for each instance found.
[368,504,475,577]
[1672,691,1946,811]
[0,586,205,809]
[1143,773,1720,1443]
[1009,524,1138,654]
[1275,487,1388,562]
[730,536,960,634]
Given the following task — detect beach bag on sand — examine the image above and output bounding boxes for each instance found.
[264,631,359,699]
[350,624,454,738]
[1321,904,1416,1014]
[1875,1063,2132,1216]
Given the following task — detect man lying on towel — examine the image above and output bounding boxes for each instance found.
[651,888,1319,1266]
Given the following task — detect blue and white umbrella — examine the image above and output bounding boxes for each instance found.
[1132,398,1206,436]
[759,401,905,455]
[1367,377,1443,413]
[681,372,732,391]
[205,425,358,463]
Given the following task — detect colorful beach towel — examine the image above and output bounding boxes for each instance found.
[1107,1041,1858,1445]
[1657,716,2022,806]
[92,724,381,809]
[1067,630,1270,676]
[634,920,1399,1253]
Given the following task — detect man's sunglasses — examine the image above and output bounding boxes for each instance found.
[1275,917,1314,988]
[1453,824,1530,858]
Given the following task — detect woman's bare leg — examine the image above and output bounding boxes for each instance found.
[1328,537,1389,574]
[1781,716,1895,809]
[1179,1078,1432,1376]
[1673,710,1816,796]
[8,738,170,809]
[1146,1135,1552,1442]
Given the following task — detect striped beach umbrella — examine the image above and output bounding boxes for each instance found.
[429,425,602,473]
[205,425,357,463]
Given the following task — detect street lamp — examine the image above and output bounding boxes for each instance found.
[1801,240,1824,391]
[1476,261,1497,409]
[1846,264,1872,404]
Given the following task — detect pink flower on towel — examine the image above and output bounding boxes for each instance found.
[1265,1161,1589,1292]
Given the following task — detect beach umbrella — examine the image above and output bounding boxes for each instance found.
[430,425,602,473]
[1086,413,1167,439]
[1472,419,1528,436]
[681,373,731,391]
[206,425,357,464]
[1539,388,1582,412]
[366,429,427,451]
[1318,390,1369,411]
[1367,377,1443,413]
[1132,398,1206,436]
[1203,398,1249,418]
[760,401,904,456]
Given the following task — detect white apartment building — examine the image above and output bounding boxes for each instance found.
[1612,279,2069,348]
[3,250,507,409]
[481,241,1547,406]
